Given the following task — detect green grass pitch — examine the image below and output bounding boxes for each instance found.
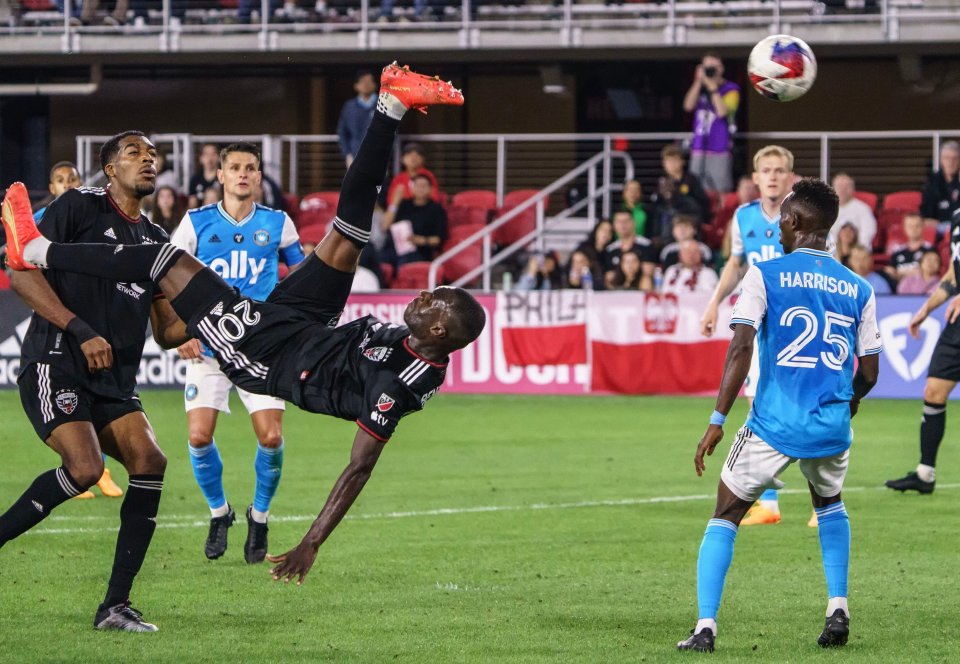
[0,391,956,663]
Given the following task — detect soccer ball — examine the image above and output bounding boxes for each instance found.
[747,34,817,102]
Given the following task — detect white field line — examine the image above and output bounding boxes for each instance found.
[25,483,960,537]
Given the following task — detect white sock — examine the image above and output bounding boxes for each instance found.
[376,91,408,120]
[695,618,717,635]
[759,499,779,513]
[251,507,269,524]
[23,235,51,268]
[916,463,936,483]
[210,503,230,518]
[827,597,849,618]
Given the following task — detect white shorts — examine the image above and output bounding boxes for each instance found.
[184,356,285,414]
[720,426,849,502]
[744,338,760,398]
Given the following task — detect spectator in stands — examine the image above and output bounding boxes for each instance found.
[337,70,377,169]
[620,179,648,237]
[659,214,712,270]
[603,210,656,291]
[518,251,563,291]
[385,143,440,214]
[150,185,185,235]
[565,249,602,291]
[608,250,644,291]
[32,161,82,221]
[202,184,222,206]
[188,143,220,208]
[661,239,719,296]
[886,212,933,282]
[576,218,613,267]
[828,173,877,249]
[378,0,440,22]
[649,145,711,244]
[848,244,892,295]
[259,171,287,212]
[736,175,759,206]
[683,52,740,193]
[834,222,859,268]
[921,140,960,234]
[382,173,448,267]
[897,249,942,295]
[154,151,179,192]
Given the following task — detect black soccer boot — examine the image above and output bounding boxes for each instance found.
[94,601,158,633]
[884,471,935,494]
[204,505,235,560]
[677,627,715,653]
[244,505,269,564]
[817,609,849,648]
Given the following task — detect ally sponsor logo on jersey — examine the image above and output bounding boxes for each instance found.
[209,250,268,284]
[746,244,782,266]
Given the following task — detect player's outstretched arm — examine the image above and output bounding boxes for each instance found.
[266,428,386,585]
[700,254,743,337]
[910,262,955,338]
[694,324,756,476]
[10,270,113,372]
[149,298,191,350]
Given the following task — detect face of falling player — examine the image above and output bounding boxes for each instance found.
[106,135,158,199]
[218,150,261,203]
[49,165,81,198]
[752,154,792,209]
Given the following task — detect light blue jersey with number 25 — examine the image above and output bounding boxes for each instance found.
[730,248,883,458]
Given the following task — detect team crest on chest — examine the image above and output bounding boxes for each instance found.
[363,346,393,362]
[55,389,79,415]
[376,393,395,412]
[253,229,270,246]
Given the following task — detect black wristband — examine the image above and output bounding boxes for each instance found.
[940,280,957,297]
[66,317,98,345]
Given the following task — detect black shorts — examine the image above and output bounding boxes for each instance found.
[928,319,960,381]
[175,255,355,397]
[18,362,144,442]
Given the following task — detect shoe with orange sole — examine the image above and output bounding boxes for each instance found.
[97,468,124,498]
[808,511,818,528]
[740,505,781,526]
[1,182,41,270]
[73,490,95,500]
[379,61,464,114]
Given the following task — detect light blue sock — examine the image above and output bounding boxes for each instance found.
[815,502,850,598]
[253,441,284,514]
[188,441,226,511]
[697,518,739,619]
[759,488,779,503]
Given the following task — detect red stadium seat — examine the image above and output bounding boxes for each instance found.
[446,205,489,230]
[882,190,922,213]
[442,224,486,285]
[282,193,300,222]
[492,190,540,248]
[876,208,906,252]
[22,0,56,9]
[437,191,450,210]
[298,191,339,229]
[705,189,720,215]
[853,190,878,213]
[297,224,327,248]
[380,263,395,287]
[703,204,737,249]
[0,270,10,290]
[721,192,740,210]
[392,262,435,290]
[452,190,497,215]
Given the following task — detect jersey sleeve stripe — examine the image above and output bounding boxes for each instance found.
[860,346,883,356]
[356,420,389,442]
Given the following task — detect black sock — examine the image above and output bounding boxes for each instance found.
[333,112,401,248]
[0,467,84,546]
[102,474,163,608]
[47,242,183,286]
[920,401,946,467]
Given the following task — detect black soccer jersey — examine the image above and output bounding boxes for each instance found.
[285,316,447,442]
[18,187,168,399]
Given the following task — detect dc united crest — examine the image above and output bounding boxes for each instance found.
[55,390,78,415]
[376,393,395,412]
[253,229,270,246]
[363,347,392,362]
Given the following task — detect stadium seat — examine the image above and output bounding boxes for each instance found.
[297,224,326,248]
[721,192,740,210]
[705,189,720,215]
[0,270,9,290]
[446,205,489,230]
[452,190,497,216]
[380,263,395,287]
[853,190,878,213]
[437,191,450,210]
[282,193,300,222]
[392,262,436,290]
[876,208,905,252]
[882,190,922,212]
[442,225,485,285]
[492,189,540,249]
[278,263,290,279]
[298,191,339,229]
[22,0,56,9]
[703,204,737,249]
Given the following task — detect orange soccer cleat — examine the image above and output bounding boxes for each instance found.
[73,490,96,500]
[808,510,818,528]
[97,468,124,498]
[1,182,41,271]
[379,61,464,114]
[740,504,781,526]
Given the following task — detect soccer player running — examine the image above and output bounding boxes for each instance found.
[700,145,814,526]
[0,132,190,632]
[677,179,882,653]
[32,161,126,501]
[170,142,305,562]
[885,207,960,494]
[2,62,484,588]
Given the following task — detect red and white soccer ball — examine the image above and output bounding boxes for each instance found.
[747,34,817,102]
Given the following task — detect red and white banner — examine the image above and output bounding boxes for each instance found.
[496,290,588,366]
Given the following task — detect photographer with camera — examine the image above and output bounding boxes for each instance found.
[683,53,741,194]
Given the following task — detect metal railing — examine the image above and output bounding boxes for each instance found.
[6,0,960,54]
[428,150,634,290]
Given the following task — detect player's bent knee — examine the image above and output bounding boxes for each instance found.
[923,379,953,404]
[188,430,215,448]
[66,457,105,489]
[128,446,167,475]
[258,429,283,448]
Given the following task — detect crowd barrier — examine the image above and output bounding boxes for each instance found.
[0,290,950,399]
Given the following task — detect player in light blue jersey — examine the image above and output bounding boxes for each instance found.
[678,180,882,653]
[700,146,806,525]
[170,142,305,564]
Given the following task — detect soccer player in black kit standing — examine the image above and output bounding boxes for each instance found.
[0,132,190,632]
[3,63,484,588]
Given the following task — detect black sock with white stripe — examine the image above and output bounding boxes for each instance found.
[334,112,401,248]
[46,242,184,287]
[0,466,84,546]
[102,474,163,609]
